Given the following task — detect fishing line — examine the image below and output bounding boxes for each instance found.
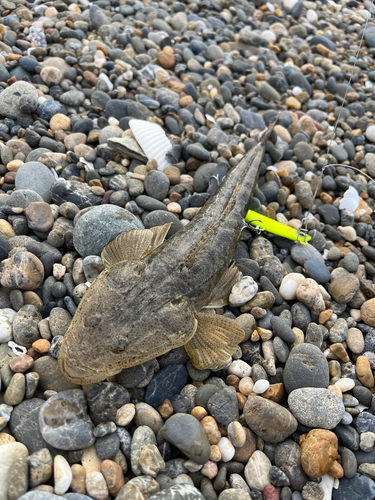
[301,0,375,237]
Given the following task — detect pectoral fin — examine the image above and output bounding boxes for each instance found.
[185,312,245,370]
[102,223,172,269]
[204,262,241,308]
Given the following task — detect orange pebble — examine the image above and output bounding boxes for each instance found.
[32,339,51,354]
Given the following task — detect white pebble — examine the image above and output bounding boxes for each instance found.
[253,380,270,394]
[306,9,318,23]
[227,360,251,378]
[54,455,72,495]
[86,471,109,500]
[217,437,235,462]
[279,273,305,301]
[229,276,258,307]
[335,378,355,392]
[283,0,298,9]
[0,308,17,343]
[292,86,303,95]
[98,73,113,91]
[261,30,276,43]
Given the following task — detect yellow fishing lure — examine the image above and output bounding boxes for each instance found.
[245,210,311,245]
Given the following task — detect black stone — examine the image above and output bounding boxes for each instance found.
[96,433,120,460]
[283,344,329,393]
[9,398,67,457]
[207,387,239,427]
[87,382,130,425]
[145,364,189,408]
[333,424,359,451]
[332,473,375,500]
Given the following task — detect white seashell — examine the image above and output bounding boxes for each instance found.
[227,360,251,378]
[320,473,335,500]
[217,437,235,462]
[130,119,172,171]
[279,273,305,301]
[54,455,72,495]
[253,380,270,394]
[339,186,360,212]
[229,276,258,307]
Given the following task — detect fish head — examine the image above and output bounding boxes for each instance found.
[58,261,197,384]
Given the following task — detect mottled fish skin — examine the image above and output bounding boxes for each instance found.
[58,124,274,384]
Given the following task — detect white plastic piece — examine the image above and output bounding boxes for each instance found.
[339,186,360,212]
[8,341,27,356]
[320,473,335,500]
[129,119,172,171]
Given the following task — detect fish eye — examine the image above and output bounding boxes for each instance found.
[111,336,129,354]
[84,313,101,328]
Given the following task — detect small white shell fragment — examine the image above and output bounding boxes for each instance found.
[279,273,306,301]
[335,378,355,392]
[253,380,270,394]
[229,276,258,307]
[227,360,251,378]
[320,473,335,500]
[217,437,235,462]
[357,404,369,413]
[54,455,72,495]
[130,119,172,171]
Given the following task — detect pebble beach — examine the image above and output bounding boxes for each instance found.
[2,0,375,499]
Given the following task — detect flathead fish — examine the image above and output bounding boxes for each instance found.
[58,123,275,384]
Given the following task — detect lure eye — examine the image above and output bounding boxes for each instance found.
[111,336,129,354]
[84,313,101,328]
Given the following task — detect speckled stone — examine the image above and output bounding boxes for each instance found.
[39,390,95,450]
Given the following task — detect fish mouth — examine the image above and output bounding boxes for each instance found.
[58,354,121,385]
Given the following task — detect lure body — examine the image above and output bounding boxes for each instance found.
[245,210,311,245]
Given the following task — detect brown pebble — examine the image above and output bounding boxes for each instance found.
[4,171,16,183]
[1,250,44,290]
[361,298,375,327]
[25,202,54,232]
[101,460,125,496]
[9,354,34,373]
[300,429,338,478]
[210,445,221,462]
[70,464,86,495]
[157,47,175,69]
[328,275,360,304]
[158,399,174,419]
[32,339,51,354]
[191,406,208,421]
[261,383,284,404]
[356,356,375,388]
[201,416,221,445]
[23,291,44,310]
[330,343,350,363]
[328,460,344,478]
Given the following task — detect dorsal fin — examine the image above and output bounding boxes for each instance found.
[101,223,172,269]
